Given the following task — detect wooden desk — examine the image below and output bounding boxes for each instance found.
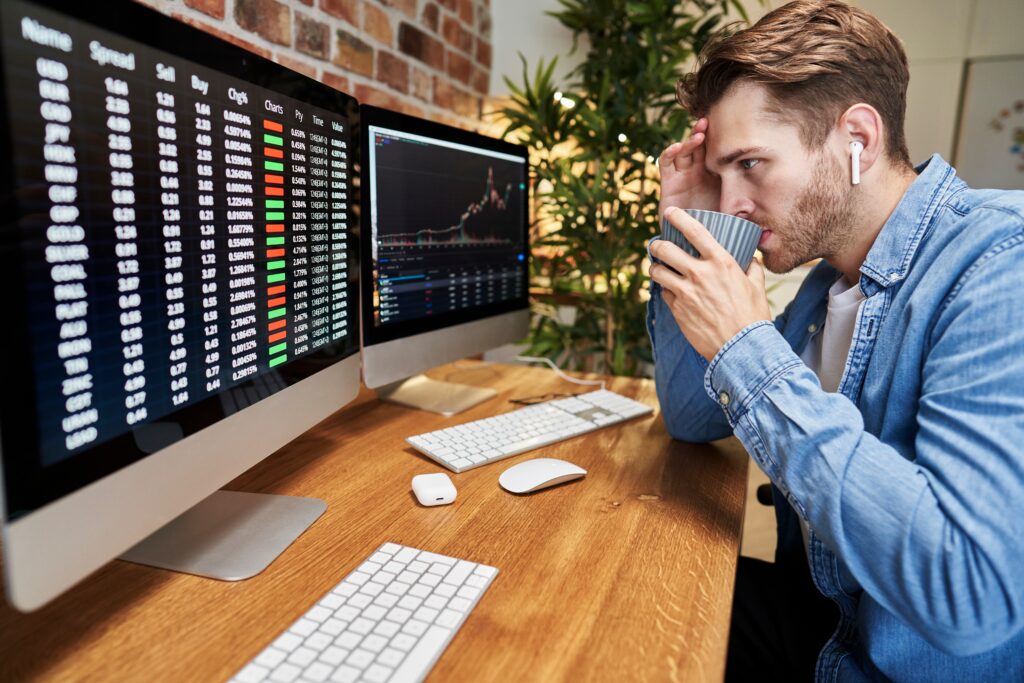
[0,362,749,682]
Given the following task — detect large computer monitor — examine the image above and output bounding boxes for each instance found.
[359,106,530,414]
[0,0,360,611]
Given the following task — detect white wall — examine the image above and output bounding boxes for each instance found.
[853,0,1020,164]
[489,0,586,96]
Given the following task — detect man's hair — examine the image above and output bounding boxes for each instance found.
[676,0,912,166]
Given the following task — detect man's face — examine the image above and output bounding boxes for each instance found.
[703,82,857,273]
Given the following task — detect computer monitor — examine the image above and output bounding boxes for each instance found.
[359,106,530,414]
[0,0,360,611]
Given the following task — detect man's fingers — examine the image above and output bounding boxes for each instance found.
[746,257,767,288]
[650,238,698,277]
[665,208,727,262]
[649,261,690,293]
[658,130,706,173]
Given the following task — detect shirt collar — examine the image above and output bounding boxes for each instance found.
[858,154,960,291]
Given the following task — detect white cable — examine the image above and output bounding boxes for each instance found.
[515,355,606,390]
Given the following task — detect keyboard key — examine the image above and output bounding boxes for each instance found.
[332,583,357,598]
[443,560,475,586]
[329,665,360,683]
[289,619,317,637]
[474,565,497,579]
[424,594,448,610]
[397,596,422,610]
[269,663,301,683]
[448,597,471,612]
[347,594,372,609]
[362,605,387,621]
[414,607,439,623]
[378,647,405,667]
[436,608,461,629]
[273,633,303,652]
[287,646,316,667]
[390,633,417,652]
[345,648,374,669]
[322,616,347,635]
[346,571,370,586]
[363,664,393,683]
[373,593,399,608]
[457,585,482,601]
[319,593,344,610]
[319,646,348,666]
[334,632,361,650]
[348,618,374,635]
[384,581,410,597]
[305,633,333,651]
[374,620,401,638]
[255,648,287,669]
[402,619,429,637]
[465,574,488,588]
[433,583,456,598]
[379,543,401,555]
[387,606,412,623]
[302,662,333,682]
[357,561,381,575]
[394,547,420,563]
[306,606,332,623]
[390,626,453,681]
[419,573,442,587]
[336,605,359,622]
[418,552,455,566]
[360,634,388,653]
[409,584,431,598]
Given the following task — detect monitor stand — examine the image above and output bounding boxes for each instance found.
[119,490,326,580]
[376,374,497,416]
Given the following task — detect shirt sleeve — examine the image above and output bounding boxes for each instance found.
[704,241,1024,656]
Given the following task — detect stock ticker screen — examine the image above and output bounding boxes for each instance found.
[366,125,528,328]
[1,0,355,468]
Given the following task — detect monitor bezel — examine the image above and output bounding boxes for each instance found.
[358,104,530,349]
[0,0,361,519]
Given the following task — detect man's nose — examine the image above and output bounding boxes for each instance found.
[719,180,755,219]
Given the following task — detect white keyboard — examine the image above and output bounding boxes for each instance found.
[407,389,654,473]
[231,543,498,683]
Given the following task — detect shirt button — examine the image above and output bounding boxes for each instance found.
[718,391,730,406]
[807,323,818,333]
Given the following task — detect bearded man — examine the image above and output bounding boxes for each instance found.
[647,1,1024,680]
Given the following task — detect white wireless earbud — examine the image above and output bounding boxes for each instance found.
[850,141,864,185]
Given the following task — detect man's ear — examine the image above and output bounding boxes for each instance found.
[838,103,884,183]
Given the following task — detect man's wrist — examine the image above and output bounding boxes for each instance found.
[702,321,801,424]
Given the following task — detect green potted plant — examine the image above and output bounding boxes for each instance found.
[497,0,751,376]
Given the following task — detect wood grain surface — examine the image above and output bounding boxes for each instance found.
[0,362,749,682]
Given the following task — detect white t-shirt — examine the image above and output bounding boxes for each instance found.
[794,276,867,551]
[799,276,867,393]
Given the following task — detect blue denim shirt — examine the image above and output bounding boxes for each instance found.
[647,156,1024,681]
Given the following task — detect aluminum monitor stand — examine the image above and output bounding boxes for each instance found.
[119,490,326,581]
[375,374,497,416]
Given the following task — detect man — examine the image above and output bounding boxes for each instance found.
[647,1,1024,681]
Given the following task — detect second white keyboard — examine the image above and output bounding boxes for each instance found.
[231,543,497,683]
[406,389,653,473]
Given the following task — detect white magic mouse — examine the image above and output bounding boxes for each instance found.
[498,458,587,494]
[411,473,457,506]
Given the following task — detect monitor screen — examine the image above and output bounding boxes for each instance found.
[360,106,529,347]
[0,0,358,518]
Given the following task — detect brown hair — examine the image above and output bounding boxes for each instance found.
[677,0,912,166]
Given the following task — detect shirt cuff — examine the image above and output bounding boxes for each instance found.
[703,320,802,424]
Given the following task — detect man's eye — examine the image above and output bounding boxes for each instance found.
[740,159,760,170]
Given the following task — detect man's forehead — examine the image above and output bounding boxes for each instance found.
[703,83,801,166]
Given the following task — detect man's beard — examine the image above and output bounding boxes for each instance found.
[756,152,857,274]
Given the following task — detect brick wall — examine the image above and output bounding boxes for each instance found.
[134,0,493,130]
